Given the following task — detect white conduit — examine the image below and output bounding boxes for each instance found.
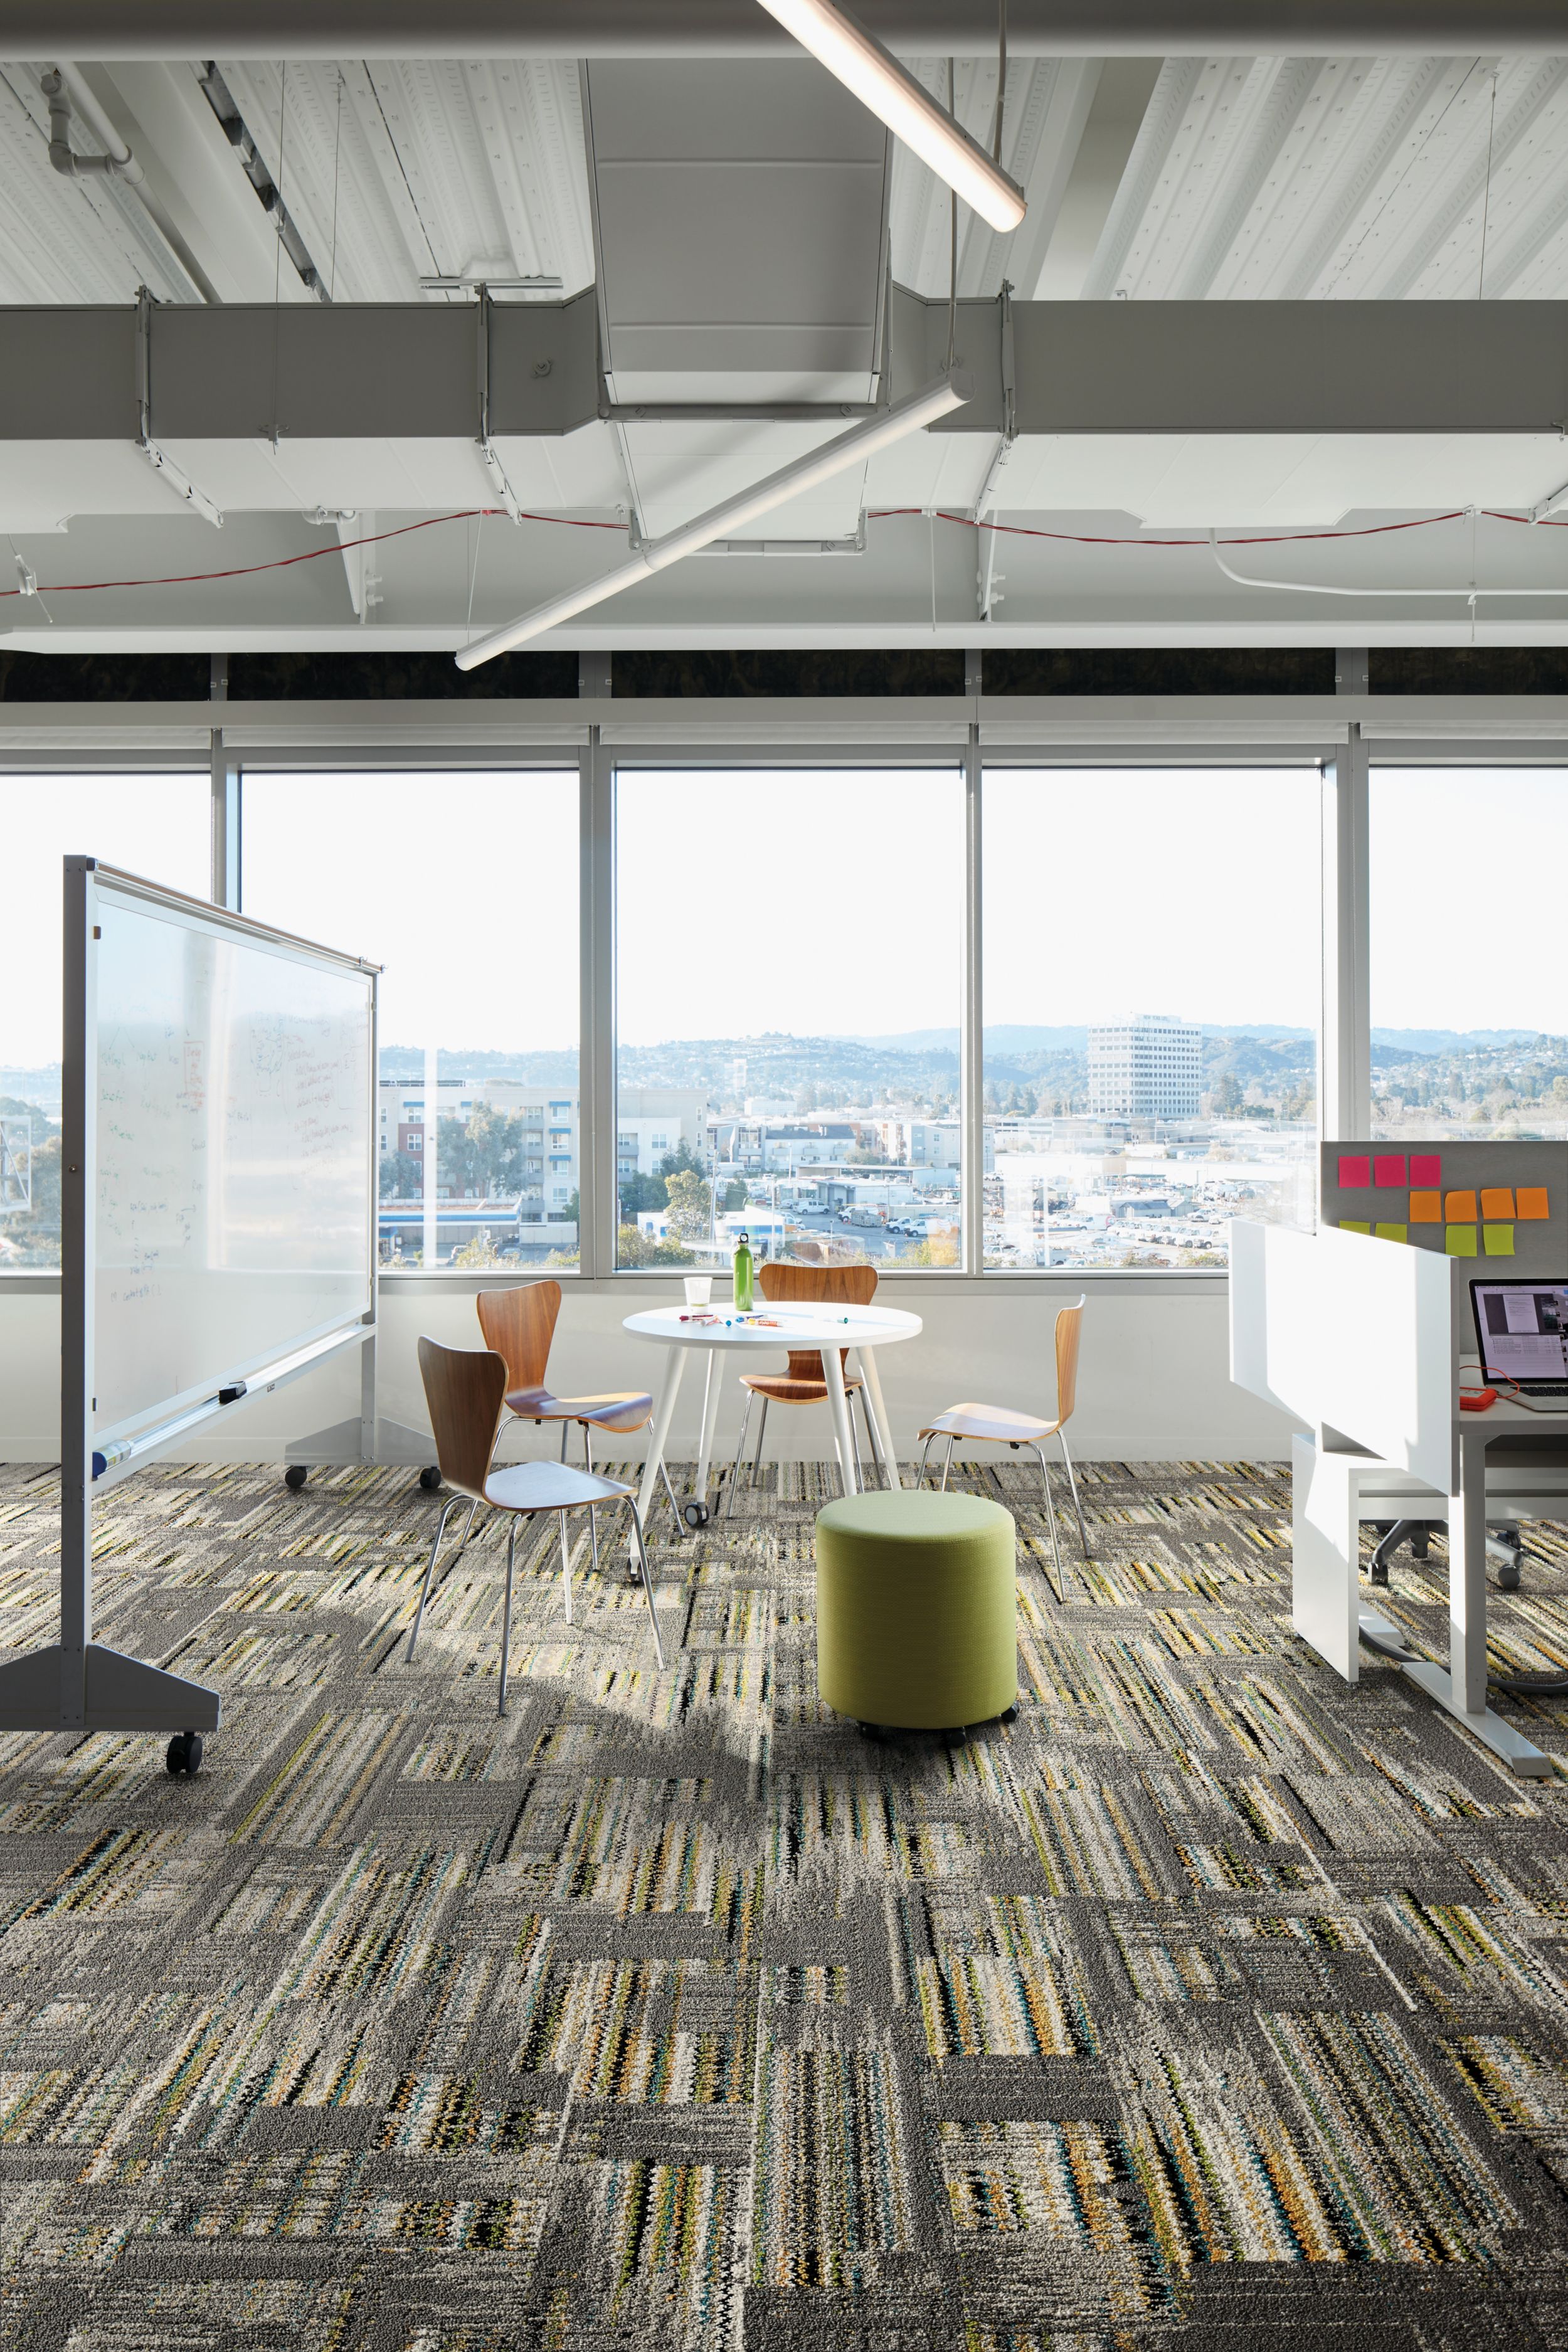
[1208,526,1568,600]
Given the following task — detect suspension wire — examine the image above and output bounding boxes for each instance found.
[992,0,1007,164]
[328,69,344,302]
[1477,66,1499,297]
[946,59,958,369]
[269,61,287,445]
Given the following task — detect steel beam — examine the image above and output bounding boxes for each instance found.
[6,297,1568,445]
[3,1,1564,57]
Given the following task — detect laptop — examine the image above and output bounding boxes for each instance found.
[1471,1278,1568,1396]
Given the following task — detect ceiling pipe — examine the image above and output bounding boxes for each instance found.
[455,366,972,667]
[4,1,1563,55]
[41,64,144,180]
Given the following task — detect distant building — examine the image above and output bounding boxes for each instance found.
[617,1086,708,1182]
[1088,1016,1202,1120]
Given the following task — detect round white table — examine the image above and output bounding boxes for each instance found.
[622,1299,923,1529]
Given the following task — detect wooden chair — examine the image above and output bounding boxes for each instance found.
[726,1260,886,1512]
[916,1296,1091,1589]
[408,1338,666,1713]
[476,1280,680,1571]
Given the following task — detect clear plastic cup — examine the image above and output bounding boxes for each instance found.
[684,1275,712,1305]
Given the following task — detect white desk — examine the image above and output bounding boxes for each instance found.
[622,1300,923,1530]
[1232,1218,1568,1779]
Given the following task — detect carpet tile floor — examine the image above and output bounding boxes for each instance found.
[3,1456,1568,2345]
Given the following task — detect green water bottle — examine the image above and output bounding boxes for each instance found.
[733,1229,755,1313]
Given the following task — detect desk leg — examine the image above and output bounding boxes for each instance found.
[636,1346,686,1532]
[821,1345,857,1496]
[1396,1427,1551,1778]
[856,1347,901,1490]
[695,1347,723,1509]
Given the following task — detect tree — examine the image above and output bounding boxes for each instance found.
[721,1177,748,1212]
[1209,1073,1243,1116]
[615,1222,690,1269]
[657,1138,704,1180]
[664,1167,713,1243]
[618,1169,668,1217]
[379,1148,423,1200]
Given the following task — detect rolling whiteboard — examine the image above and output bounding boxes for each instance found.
[91,872,375,1441]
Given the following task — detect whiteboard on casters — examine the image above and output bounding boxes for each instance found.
[91,872,374,1443]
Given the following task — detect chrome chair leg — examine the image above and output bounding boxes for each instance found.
[917,1433,935,1486]
[498,1517,517,1717]
[627,1498,667,1670]
[407,1493,475,1663]
[941,1434,954,1491]
[559,1421,569,1462]
[1034,1443,1064,1592]
[728,1389,756,1518]
[584,1426,600,1577]
[559,1509,573,1624]
[1059,1429,1090,1555]
[753,1397,769,1487]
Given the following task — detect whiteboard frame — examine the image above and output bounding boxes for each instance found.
[0,857,379,1739]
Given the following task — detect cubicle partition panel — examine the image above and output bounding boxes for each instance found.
[1320,1138,1568,1313]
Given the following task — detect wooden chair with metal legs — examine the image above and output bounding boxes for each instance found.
[916,1296,1091,1591]
[406,1337,666,1715]
[476,1280,681,1581]
[726,1260,887,1514]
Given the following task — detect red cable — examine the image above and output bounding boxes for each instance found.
[1,499,1561,602]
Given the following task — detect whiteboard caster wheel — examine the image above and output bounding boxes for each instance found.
[283,1465,309,1491]
[166,1732,204,1777]
[420,1466,442,1493]
[682,1500,709,1530]
[1497,1558,1522,1592]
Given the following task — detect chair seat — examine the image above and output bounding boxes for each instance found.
[484,1459,632,1513]
[741,1371,864,1404]
[506,1386,653,1432]
[919,1401,1061,1445]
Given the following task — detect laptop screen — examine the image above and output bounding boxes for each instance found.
[1472,1279,1568,1382]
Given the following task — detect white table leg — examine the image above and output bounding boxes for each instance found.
[695,1345,723,1507]
[820,1343,857,1495]
[636,1344,686,1527]
[855,1345,901,1490]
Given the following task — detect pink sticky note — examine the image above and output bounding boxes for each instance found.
[1411,1153,1441,1186]
[1373,1154,1406,1188]
[1337,1156,1371,1189]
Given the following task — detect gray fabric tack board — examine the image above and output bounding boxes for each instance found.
[1321,1138,1568,1340]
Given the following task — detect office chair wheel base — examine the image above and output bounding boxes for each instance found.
[419,1466,442,1493]
[166,1732,204,1777]
[283,1465,309,1491]
[682,1500,710,1530]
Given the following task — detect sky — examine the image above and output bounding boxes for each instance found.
[3,762,1562,1069]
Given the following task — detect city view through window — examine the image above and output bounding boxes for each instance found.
[4,764,1563,1274]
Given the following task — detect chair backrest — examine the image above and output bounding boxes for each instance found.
[418,1337,507,1500]
[475,1279,561,1394]
[1054,1296,1086,1425]
[761,1259,877,1382]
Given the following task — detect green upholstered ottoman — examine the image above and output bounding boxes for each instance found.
[815,1490,1018,1731]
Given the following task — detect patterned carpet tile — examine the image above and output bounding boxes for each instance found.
[5,1453,1568,2345]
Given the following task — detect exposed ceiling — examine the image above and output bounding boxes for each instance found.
[4,35,1568,653]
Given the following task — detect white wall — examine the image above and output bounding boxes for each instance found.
[0,1279,1296,1465]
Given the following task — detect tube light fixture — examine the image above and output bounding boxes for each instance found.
[454,368,971,670]
[756,0,1025,233]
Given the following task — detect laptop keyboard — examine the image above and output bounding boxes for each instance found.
[1521,1381,1568,1396]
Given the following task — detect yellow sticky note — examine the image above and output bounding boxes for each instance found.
[1484,1224,1516,1258]
[1338,1220,1370,1235]
[1518,1187,1550,1221]
[1481,1187,1515,1221]
[1410,1190,1442,1224]
[1445,1190,1477,1222]
[1375,1222,1408,1244]
[1445,1224,1478,1258]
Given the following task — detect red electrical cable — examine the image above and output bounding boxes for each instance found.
[0,499,1560,603]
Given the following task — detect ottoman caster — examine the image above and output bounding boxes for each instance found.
[999,1703,1019,1723]
[857,1721,884,1740]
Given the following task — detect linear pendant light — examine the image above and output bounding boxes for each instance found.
[454,369,971,670]
[756,0,1026,234]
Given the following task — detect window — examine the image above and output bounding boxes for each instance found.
[614,766,964,1270]
[982,767,1321,1269]
[0,772,210,1269]
[242,769,578,1271]
[1371,766,1568,1142]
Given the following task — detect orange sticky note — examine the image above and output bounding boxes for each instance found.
[1409,1190,1441,1224]
[1444,1190,1477,1222]
[1518,1187,1550,1221]
[1481,1187,1515,1221]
